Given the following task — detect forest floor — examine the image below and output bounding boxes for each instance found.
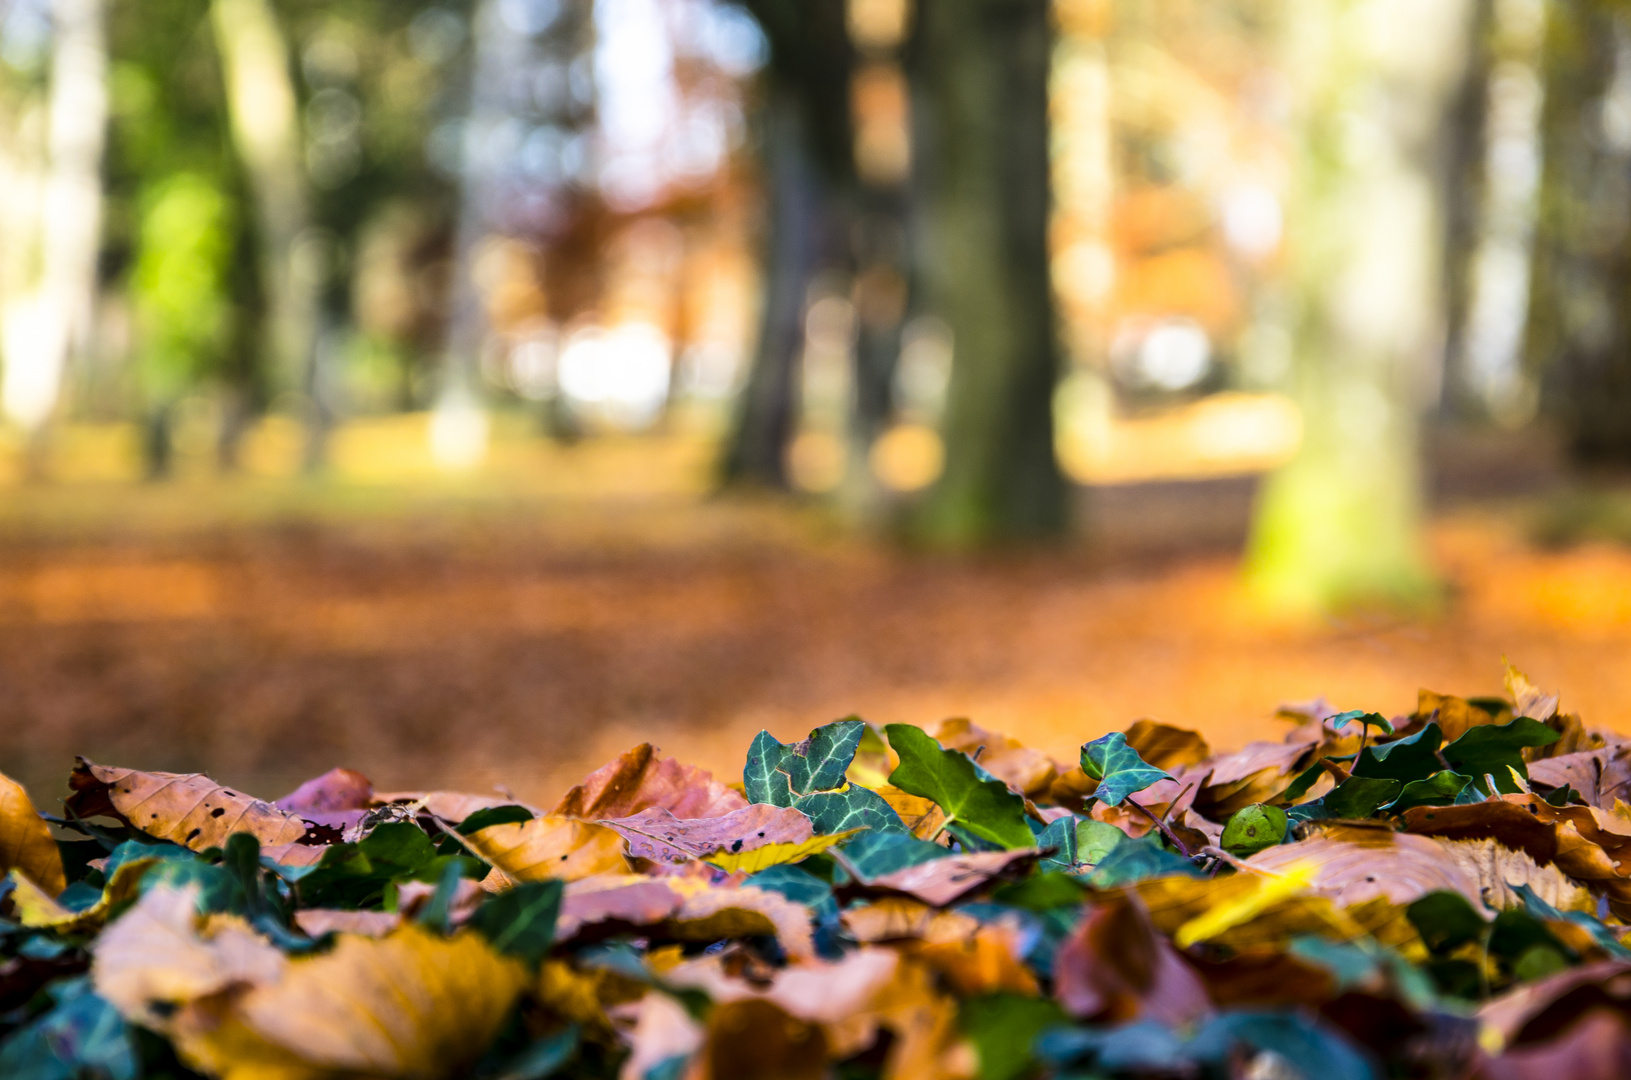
[4,449,1631,812]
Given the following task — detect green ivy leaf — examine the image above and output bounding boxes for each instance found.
[469,880,563,967]
[1386,771,1472,813]
[456,805,534,833]
[1079,732,1174,807]
[1406,891,1487,954]
[1353,724,1443,785]
[1321,776,1402,819]
[1328,710,1395,736]
[1083,833,1200,887]
[1441,718,1561,794]
[744,721,906,835]
[840,829,949,881]
[885,724,1035,850]
[1221,804,1287,857]
[1075,818,1126,866]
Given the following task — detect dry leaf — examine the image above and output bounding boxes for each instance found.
[1528,744,1631,807]
[465,814,630,882]
[9,856,159,932]
[1054,891,1211,1026]
[876,784,949,840]
[1247,825,1492,909]
[928,719,1059,797]
[177,923,528,1080]
[618,991,705,1080]
[1123,720,1212,772]
[555,874,815,958]
[94,885,287,1029]
[702,997,829,1080]
[598,803,814,865]
[553,743,747,819]
[275,767,373,813]
[292,909,402,938]
[67,758,307,852]
[1193,736,1322,818]
[705,830,860,874]
[858,849,1038,907]
[0,769,65,897]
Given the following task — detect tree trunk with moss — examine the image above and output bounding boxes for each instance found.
[1526,0,1631,465]
[1246,0,1477,612]
[911,0,1066,545]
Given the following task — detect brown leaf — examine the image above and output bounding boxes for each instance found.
[67,758,307,852]
[842,899,979,945]
[465,814,630,882]
[857,849,1039,907]
[374,790,531,824]
[598,803,813,865]
[1124,720,1212,772]
[552,743,747,820]
[927,718,1059,797]
[0,769,65,897]
[1136,868,1420,953]
[1481,1009,1631,1080]
[1528,745,1631,807]
[93,885,287,1030]
[1506,663,1561,724]
[910,919,1039,998]
[1054,891,1211,1026]
[292,909,402,939]
[175,923,527,1080]
[1247,825,1589,913]
[1479,961,1631,1051]
[275,768,373,813]
[1416,688,1508,743]
[1193,736,1322,819]
[259,843,328,868]
[1404,796,1631,916]
[555,874,815,958]
[703,998,828,1080]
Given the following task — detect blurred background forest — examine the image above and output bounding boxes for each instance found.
[5,0,1631,804]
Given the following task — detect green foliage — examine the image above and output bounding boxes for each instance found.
[744,721,906,835]
[1220,804,1286,857]
[1079,733,1173,807]
[884,724,1034,849]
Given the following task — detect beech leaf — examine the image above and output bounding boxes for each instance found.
[66,759,307,852]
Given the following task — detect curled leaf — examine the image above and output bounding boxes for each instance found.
[465,815,628,883]
[1,769,66,898]
[67,759,307,852]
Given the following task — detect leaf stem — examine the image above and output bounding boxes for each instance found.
[1129,799,1192,859]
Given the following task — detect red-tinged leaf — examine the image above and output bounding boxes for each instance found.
[555,874,680,940]
[1527,744,1631,807]
[1054,891,1212,1026]
[293,910,402,939]
[1482,1009,1631,1080]
[67,758,307,852]
[858,849,1039,907]
[598,803,814,865]
[1479,961,1631,1050]
[276,768,373,813]
[552,743,748,820]
[553,874,814,957]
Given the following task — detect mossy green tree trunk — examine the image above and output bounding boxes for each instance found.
[1246,0,1477,612]
[1526,0,1631,465]
[911,0,1066,545]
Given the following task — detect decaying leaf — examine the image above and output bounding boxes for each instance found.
[851,849,1039,907]
[67,759,307,852]
[465,814,630,882]
[9,856,160,932]
[555,743,747,820]
[1123,720,1213,772]
[704,829,859,874]
[178,923,528,1080]
[598,802,814,865]
[1054,891,1211,1026]
[553,873,815,958]
[292,909,402,938]
[927,718,1060,797]
[0,769,66,898]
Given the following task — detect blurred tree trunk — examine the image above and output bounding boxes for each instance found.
[1439,0,1496,419]
[210,0,323,468]
[1527,0,1631,465]
[1246,0,1478,612]
[721,0,857,489]
[0,0,108,467]
[910,0,1066,545]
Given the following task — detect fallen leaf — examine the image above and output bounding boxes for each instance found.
[67,759,307,852]
[554,874,816,958]
[1054,891,1211,1026]
[598,803,814,865]
[1482,1007,1631,1080]
[746,721,907,836]
[176,923,528,1080]
[275,768,373,813]
[857,849,1039,907]
[9,857,160,932]
[555,743,746,820]
[1246,826,1486,909]
[702,997,829,1080]
[705,829,859,875]
[1123,720,1212,772]
[292,909,402,938]
[93,885,286,1030]
[465,814,629,882]
[1416,689,1507,743]
[928,718,1060,797]
[1,769,65,897]
[1194,736,1322,818]
[1506,663,1561,724]
[1528,744,1631,807]
[1080,732,1174,808]
[617,991,705,1080]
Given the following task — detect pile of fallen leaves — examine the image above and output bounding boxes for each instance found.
[7,667,1631,1080]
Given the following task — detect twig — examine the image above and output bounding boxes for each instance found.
[1160,781,1197,827]
[1129,799,1192,859]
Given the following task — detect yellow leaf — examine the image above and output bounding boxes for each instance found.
[94,885,287,1029]
[464,814,629,882]
[0,769,65,898]
[68,759,307,852]
[1172,863,1315,948]
[705,828,862,874]
[9,856,158,932]
[176,923,528,1080]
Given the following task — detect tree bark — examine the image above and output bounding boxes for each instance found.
[1246,0,1477,612]
[1526,0,1631,465]
[911,0,1066,545]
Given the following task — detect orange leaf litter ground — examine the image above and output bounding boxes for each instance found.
[1,481,1629,808]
